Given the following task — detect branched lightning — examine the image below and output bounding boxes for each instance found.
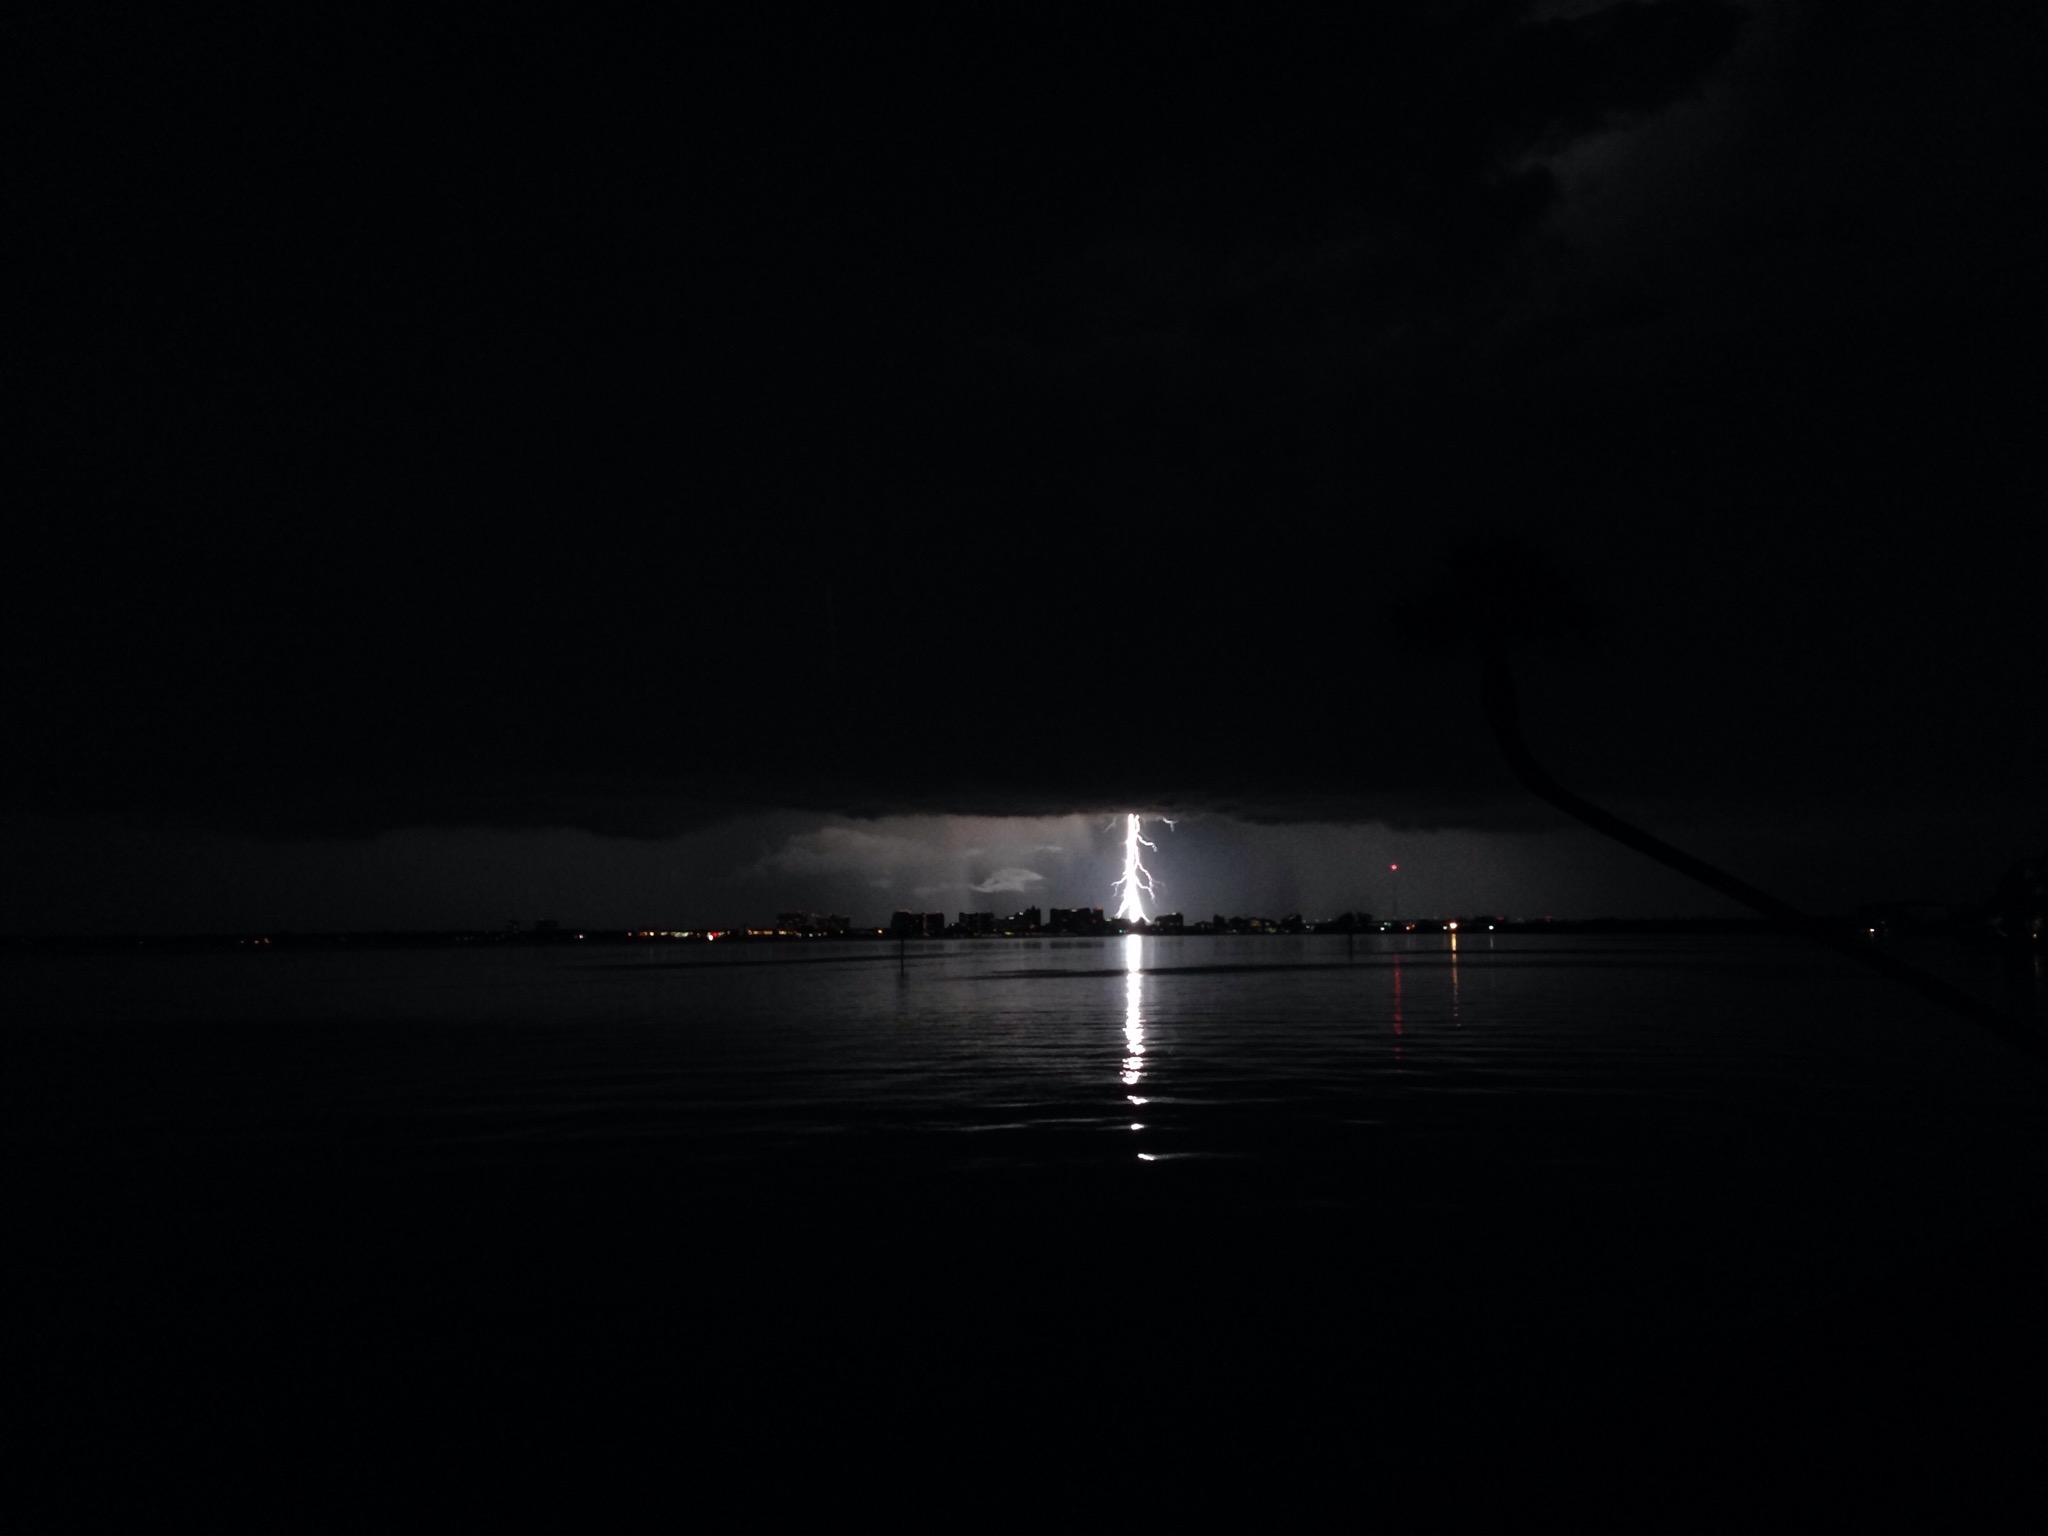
[1112,813,1160,921]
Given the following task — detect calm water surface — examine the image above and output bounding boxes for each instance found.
[16,931,2048,1335]
[12,933,2048,1518]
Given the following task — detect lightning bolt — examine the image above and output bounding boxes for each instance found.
[1112,813,1161,922]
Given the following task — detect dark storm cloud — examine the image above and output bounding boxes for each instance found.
[970,868,1047,896]
[929,3,1750,417]
[16,1,2042,878]
[1509,1,1752,137]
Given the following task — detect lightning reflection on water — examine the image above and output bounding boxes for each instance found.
[1122,933,1144,1090]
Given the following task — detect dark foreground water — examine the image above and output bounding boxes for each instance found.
[11,933,2048,1524]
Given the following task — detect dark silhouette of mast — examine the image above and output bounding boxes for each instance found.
[1482,639,2041,1058]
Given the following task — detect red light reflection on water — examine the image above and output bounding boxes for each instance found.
[1391,948,1404,1065]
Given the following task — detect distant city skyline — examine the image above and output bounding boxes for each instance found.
[5,799,2018,939]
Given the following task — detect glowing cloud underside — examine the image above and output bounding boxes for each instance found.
[1112,813,1158,922]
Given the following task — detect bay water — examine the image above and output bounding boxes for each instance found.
[12,932,2047,1519]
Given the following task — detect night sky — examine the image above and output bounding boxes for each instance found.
[17,2,2044,932]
